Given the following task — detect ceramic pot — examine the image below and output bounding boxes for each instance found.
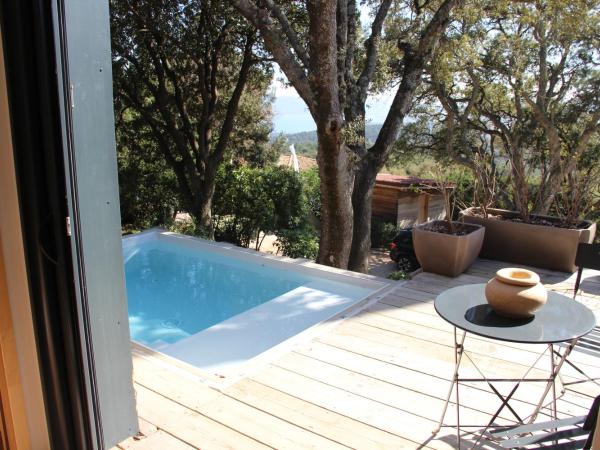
[461,207,596,272]
[485,268,547,319]
[412,221,485,277]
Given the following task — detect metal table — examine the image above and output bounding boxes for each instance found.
[433,283,596,449]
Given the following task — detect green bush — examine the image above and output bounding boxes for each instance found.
[388,270,410,281]
[167,219,213,239]
[300,167,321,223]
[213,165,310,249]
[117,144,180,230]
[371,217,397,249]
[275,228,319,259]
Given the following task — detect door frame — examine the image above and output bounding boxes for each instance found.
[0,0,137,448]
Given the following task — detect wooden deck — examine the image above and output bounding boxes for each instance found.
[114,259,600,449]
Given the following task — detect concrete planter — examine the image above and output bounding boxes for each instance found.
[460,207,597,273]
[412,220,485,277]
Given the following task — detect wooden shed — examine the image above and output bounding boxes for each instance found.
[373,173,452,228]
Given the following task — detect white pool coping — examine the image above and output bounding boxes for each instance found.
[123,229,394,387]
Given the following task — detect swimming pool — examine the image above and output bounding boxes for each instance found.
[123,230,389,377]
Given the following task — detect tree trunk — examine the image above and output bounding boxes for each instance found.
[536,171,562,216]
[191,177,216,239]
[315,127,354,268]
[348,165,376,273]
[508,149,530,220]
[309,0,354,269]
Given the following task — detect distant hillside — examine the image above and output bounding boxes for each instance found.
[282,123,383,146]
[274,123,384,159]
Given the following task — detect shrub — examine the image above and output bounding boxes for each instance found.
[388,270,410,281]
[213,165,308,249]
[300,167,321,223]
[117,144,180,230]
[275,228,319,259]
[371,217,398,249]
[167,218,212,239]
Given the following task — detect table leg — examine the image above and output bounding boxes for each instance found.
[551,344,557,420]
[456,334,461,450]
[433,327,466,448]
[435,333,575,449]
[529,340,576,424]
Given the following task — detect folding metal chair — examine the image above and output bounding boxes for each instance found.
[561,243,600,392]
[490,395,600,449]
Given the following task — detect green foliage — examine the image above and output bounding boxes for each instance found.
[275,228,319,260]
[439,165,476,219]
[111,0,274,227]
[213,166,308,248]
[167,219,196,236]
[388,270,410,281]
[167,218,213,239]
[210,165,321,258]
[420,0,600,222]
[294,142,318,158]
[228,93,283,168]
[371,218,397,249]
[299,168,321,223]
[116,124,180,229]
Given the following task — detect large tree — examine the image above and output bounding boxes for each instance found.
[111,0,272,234]
[425,0,600,221]
[232,0,460,271]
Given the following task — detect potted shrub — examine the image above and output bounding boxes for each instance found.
[412,172,485,277]
[461,207,596,273]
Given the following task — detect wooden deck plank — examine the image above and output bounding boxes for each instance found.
[224,378,406,449]
[318,322,597,409]
[132,351,346,450]
[135,385,269,450]
[367,301,600,372]
[354,306,600,373]
[294,341,590,419]
[118,430,196,450]
[250,365,451,449]
[274,351,517,426]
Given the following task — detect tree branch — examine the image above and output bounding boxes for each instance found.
[262,0,310,68]
[211,33,256,165]
[369,0,458,168]
[232,0,316,115]
[356,0,393,102]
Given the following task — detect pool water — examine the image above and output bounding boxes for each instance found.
[125,239,314,349]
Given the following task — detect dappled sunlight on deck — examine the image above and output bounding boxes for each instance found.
[115,259,600,450]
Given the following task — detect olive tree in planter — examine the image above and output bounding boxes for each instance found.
[423,0,600,272]
[413,167,485,277]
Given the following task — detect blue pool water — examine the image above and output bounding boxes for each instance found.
[124,239,314,349]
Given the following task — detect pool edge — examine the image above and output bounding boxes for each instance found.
[125,229,398,389]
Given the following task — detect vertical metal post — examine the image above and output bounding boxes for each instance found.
[455,327,461,449]
[529,341,575,423]
[550,344,557,420]
[433,326,466,450]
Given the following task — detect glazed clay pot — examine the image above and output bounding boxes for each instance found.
[485,268,548,319]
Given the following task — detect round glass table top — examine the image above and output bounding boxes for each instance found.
[435,284,596,344]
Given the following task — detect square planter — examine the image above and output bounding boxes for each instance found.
[412,220,485,277]
[460,207,597,273]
